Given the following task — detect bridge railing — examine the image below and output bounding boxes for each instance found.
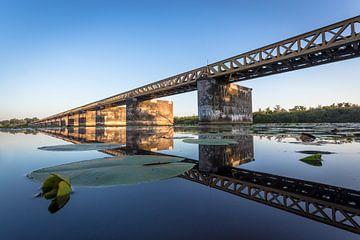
[207,15,360,77]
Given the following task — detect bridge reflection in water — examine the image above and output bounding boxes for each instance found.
[39,127,360,234]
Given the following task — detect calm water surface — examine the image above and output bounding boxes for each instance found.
[0,125,359,239]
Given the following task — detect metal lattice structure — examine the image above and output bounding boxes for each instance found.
[35,16,360,124]
[182,167,360,234]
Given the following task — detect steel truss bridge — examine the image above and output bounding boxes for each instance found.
[38,129,360,234]
[38,15,360,122]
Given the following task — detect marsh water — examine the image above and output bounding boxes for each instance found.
[0,124,359,239]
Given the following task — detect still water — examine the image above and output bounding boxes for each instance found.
[0,124,359,239]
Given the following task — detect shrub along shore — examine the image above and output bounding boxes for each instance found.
[174,103,360,125]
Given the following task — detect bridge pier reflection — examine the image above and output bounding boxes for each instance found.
[125,126,174,153]
[199,134,254,172]
[39,126,174,152]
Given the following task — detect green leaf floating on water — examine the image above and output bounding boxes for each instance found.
[300,153,323,167]
[28,155,194,186]
[57,181,72,197]
[34,174,72,214]
[182,138,238,145]
[41,174,72,199]
[38,143,124,151]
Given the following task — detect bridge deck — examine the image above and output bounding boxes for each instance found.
[36,16,360,123]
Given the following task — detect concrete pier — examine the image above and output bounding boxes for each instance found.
[197,78,252,125]
[61,116,67,127]
[68,113,79,127]
[85,110,96,127]
[78,111,86,126]
[96,106,126,126]
[126,98,173,126]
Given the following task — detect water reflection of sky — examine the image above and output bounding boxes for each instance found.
[0,127,359,240]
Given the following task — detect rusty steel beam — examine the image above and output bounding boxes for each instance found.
[34,16,360,124]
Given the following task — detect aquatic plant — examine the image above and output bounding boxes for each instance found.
[38,143,124,151]
[38,174,72,214]
[28,155,194,186]
[299,153,323,166]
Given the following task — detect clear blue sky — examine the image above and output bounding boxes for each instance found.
[0,0,359,120]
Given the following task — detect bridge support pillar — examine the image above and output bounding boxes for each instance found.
[197,78,252,124]
[61,116,67,127]
[84,110,96,127]
[68,113,79,127]
[96,106,126,126]
[78,111,86,127]
[55,119,61,127]
[126,98,173,126]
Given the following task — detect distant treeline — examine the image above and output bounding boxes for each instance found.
[0,117,39,128]
[174,116,198,125]
[254,103,360,123]
[174,103,360,125]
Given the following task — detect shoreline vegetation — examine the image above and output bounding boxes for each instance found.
[0,117,38,129]
[174,103,360,125]
[1,103,360,128]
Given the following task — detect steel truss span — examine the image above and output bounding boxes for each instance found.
[36,16,360,123]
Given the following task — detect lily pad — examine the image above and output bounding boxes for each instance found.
[301,153,322,161]
[182,138,238,145]
[300,153,323,167]
[28,155,194,186]
[38,143,124,151]
[296,150,335,155]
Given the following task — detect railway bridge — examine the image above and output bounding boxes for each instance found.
[33,16,360,127]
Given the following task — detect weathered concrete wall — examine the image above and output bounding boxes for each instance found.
[68,113,79,127]
[198,134,254,172]
[197,78,252,124]
[96,106,126,126]
[85,110,96,126]
[75,111,97,127]
[78,112,86,127]
[126,98,173,126]
[55,120,60,127]
[61,116,67,127]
